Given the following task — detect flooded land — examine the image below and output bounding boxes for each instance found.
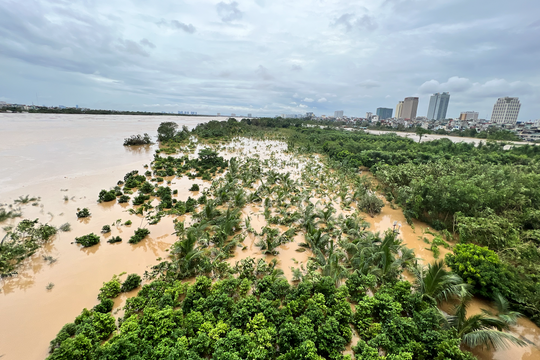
[0,114,538,359]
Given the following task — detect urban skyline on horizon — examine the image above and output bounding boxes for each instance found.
[0,0,539,121]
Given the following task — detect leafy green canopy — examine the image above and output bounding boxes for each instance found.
[48,275,475,360]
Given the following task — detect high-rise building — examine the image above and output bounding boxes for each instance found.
[334,110,344,118]
[376,107,393,120]
[426,92,450,120]
[395,101,404,118]
[366,112,373,121]
[491,97,521,124]
[459,111,479,121]
[401,97,419,120]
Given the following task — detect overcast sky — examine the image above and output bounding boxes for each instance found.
[0,0,538,120]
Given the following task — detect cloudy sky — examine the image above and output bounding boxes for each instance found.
[0,0,538,120]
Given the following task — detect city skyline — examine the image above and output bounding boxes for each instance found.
[0,0,538,120]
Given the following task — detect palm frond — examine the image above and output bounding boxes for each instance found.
[462,330,527,351]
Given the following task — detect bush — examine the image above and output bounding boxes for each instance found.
[358,192,385,217]
[189,184,200,191]
[132,193,150,206]
[75,233,100,247]
[445,243,507,298]
[93,298,114,313]
[98,189,116,203]
[129,228,150,244]
[107,236,122,243]
[121,274,142,292]
[101,225,111,234]
[124,220,132,226]
[98,275,121,301]
[118,195,130,203]
[123,133,152,146]
[76,208,91,218]
[139,181,155,194]
[59,223,71,232]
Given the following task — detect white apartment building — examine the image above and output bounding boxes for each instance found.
[490,97,521,124]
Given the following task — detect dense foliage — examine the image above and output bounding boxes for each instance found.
[48,272,479,360]
[75,233,101,247]
[123,133,152,146]
[128,228,150,244]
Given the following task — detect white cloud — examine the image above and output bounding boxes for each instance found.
[303,97,314,102]
[318,98,328,103]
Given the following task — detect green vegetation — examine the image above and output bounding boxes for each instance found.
[1,219,57,276]
[76,208,91,218]
[128,228,150,244]
[98,189,117,203]
[0,205,22,222]
[189,183,200,191]
[75,233,100,248]
[46,118,536,359]
[98,275,122,301]
[123,133,152,146]
[107,236,122,244]
[121,273,142,292]
[101,225,111,234]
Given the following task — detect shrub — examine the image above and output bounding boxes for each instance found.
[124,220,132,226]
[139,181,155,194]
[93,298,114,313]
[101,225,111,234]
[189,184,200,191]
[121,274,142,292]
[132,193,150,206]
[98,275,121,301]
[98,189,116,203]
[118,195,130,203]
[129,228,150,244]
[123,133,152,146]
[59,223,71,232]
[358,192,384,217]
[445,243,507,298]
[75,233,100,247]
[76,208,91,218]
[107,236,122,244]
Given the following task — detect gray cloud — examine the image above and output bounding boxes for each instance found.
[140,38,156,49]
[332,13,377,32]
[0,0,538,120]
[216,1,243,22]
[171,20,196,34]
[157,19,196,33]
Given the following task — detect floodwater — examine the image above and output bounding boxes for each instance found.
[0,114,537,359]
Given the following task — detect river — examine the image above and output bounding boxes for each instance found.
[0,113,538,359]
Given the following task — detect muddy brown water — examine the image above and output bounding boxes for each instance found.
[0,114,537,359]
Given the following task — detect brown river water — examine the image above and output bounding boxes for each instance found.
[0,113,538,359]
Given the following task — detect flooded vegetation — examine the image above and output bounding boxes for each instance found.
[1,115,539,359]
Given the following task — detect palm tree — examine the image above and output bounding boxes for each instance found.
[413,260,471,304]
[256,226,281,255]
[170,228,207,278]
[311,240,348,287]
[299,224,330,254]
[445,296,527,351]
